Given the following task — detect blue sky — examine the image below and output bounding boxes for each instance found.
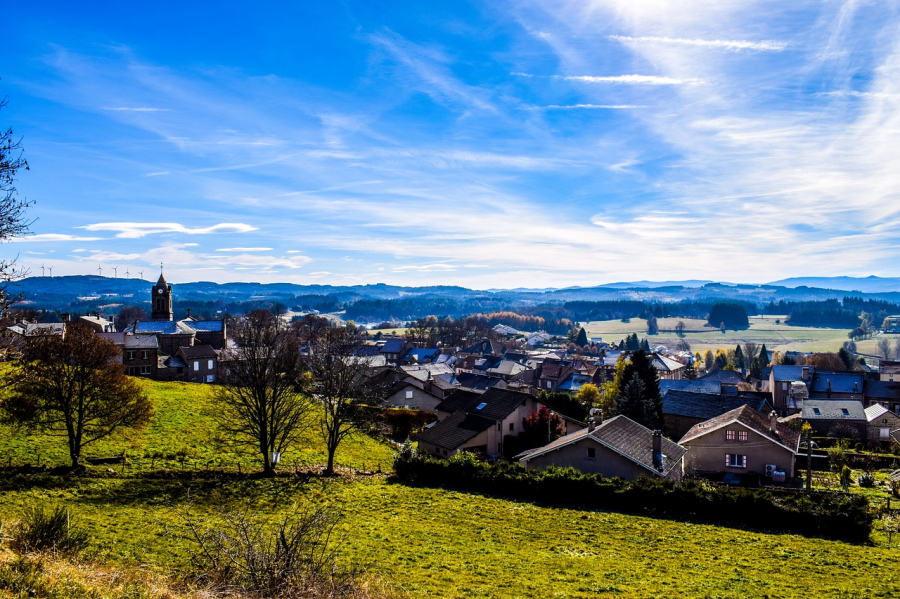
[3,1,899,288]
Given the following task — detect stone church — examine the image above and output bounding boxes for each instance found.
[131,271,227,382]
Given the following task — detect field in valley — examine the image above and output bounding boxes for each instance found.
[2,379,899,598]
[584,315,854,355]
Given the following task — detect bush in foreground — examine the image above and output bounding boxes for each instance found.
[8,505,89,556]
[394,443,872,542]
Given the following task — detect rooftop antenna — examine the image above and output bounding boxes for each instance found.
[40,264,45,277]
[112,266,118,279]
[97,265,103,277]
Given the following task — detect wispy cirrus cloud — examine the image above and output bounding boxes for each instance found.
[11,233,102,243]
[101,106,170,112]
[539,104,645,109]
[215,247,274,252]
[77,222,258,238]
[609,35,788,52]
[512,72,703,85]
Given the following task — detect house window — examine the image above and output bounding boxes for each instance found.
[881,428,890,439]
[208,359,214,369]
[726,454,747,468]
[140,366,151,375]
[206,375,214,383]
[142,350,149,360]
[586,447,596,460]
[509,422,515,432]
[813,408,821,416]
[726,430,735,441]
[782,382,787,391]
[546,381,552,389]
[193,361,199,371]
[841,408,849,416]
[126,351,135,361]
[405,390,414,399]
[738,431,748,442]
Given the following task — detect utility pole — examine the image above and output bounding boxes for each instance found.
[806,429,813,493]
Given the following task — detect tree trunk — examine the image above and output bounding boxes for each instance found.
[325,445,336,476]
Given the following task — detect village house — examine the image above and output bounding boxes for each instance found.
[516,415,686,481]
[679,405,800,480]
[176,344,218,384]
[417,388,584,458]
[802,399,867,439]
[865,403,900,444]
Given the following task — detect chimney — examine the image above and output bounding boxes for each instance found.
[187,308,192,318]
[801,366,810,382]
[827,379,832,396]
[769,411,778,435]
[652,430,663,470]
[853,381,859,394]
[588,417,596,432]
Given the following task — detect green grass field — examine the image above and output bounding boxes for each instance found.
[585,315,854,355]
[2,379,899,598]
[0,378,396,473]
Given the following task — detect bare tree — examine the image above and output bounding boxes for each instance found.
[217,310,312,476]
[742,341,760,364]
[1,323,152,468]
[305,326,387,475]
[1,94,34,314]
[877,336,893,360]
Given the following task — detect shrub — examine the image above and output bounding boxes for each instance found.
[175,502,364,598]
[10,505,89,556]
[392,454,873,542]
[858,472,876,488]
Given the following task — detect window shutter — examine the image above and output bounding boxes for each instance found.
[742,455,747,468]
[725,454,730,467]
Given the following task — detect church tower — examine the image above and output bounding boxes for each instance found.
[151,267,173,321]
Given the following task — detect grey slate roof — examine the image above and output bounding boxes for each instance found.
[660,379,722,396]
[124,335,159,349]
[519,415,686,477]
[802,399,866,421]
[698,370,746,384]
[187,320,224,332]
[434,390,484,414]
[415,411,495,450]
[380,339,405,354]
[810,372,864,395]
[662,390,767,421]
[455,372,504,391]
[178,344,217,359]
[771,365,813,382]
[135,321,196,335]
[865,381,900,401]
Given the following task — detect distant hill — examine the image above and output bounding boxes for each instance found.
[767,276,900,293]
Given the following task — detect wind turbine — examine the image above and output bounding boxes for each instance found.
[112,266,118,279]
[125,268,130,279]
[40,264,45,277]
[48,266,53,277]
[138,270,144,280]
[97,265,103,277]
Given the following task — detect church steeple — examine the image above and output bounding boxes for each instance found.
[151,263,173,321]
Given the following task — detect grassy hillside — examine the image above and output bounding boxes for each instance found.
[585,315,853,355]
[1,474,898,598]
[0,378,396,473]
[2,379,898,598]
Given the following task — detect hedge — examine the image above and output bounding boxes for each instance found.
[393,445,872,542]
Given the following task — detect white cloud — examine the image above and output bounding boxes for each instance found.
[78,222,258,238]
[215,247,273,252]
[540,104,645,109]
[609,35,788,52]
[101,106,170,112]
[10,233,102,243]
[561,74,704,85]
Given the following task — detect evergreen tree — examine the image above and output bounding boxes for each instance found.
[733,345,745,370]
[838,347,856,371]
[575,327,589,347]
[683,361,697,380]
[640,337,651,352]
[758,344,769,366]
[613,349,664,430]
